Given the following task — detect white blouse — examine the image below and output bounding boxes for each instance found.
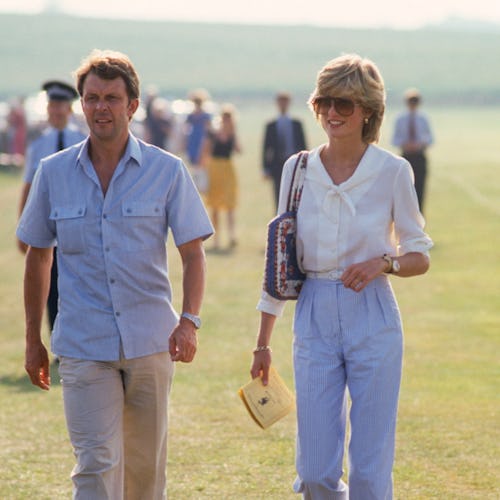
[257,144,433,317]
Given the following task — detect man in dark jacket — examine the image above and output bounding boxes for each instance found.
[263,92,307,209]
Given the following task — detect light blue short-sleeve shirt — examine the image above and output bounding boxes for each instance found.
[17,133,214,361]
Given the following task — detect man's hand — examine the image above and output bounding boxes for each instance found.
[25,340,50,390]
[173,238,206,363]
[169,320,197,363]
[403,141,424,153]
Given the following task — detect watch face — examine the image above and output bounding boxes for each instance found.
[393,260,401,272]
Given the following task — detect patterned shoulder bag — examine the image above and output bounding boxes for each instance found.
[263,151,308,300]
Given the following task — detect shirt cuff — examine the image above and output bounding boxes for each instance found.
[15,227,55,249]
[399,235,434,257]
[256,290,287,317]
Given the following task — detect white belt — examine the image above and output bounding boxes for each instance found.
[306,270,344,280]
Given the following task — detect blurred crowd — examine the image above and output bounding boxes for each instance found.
[2,83,250,250]
[0,86,232,169]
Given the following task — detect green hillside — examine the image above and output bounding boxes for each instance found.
[1,13,500,104]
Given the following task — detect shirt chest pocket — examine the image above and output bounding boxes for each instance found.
[121,201,166,251]
[50,205,87,254]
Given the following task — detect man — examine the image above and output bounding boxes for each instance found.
[17,50,213,499]
[392,88,434,212]
[17,80,86,333]
[262,92,306,209]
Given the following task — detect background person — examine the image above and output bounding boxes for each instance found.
[262,91,307,210]
[251,54,433,499]
[184,88,212,192]
[391,88,434,212]
[6,97,27,157]
[17,49,213,499]
[17,80,86,334]
[203,104,241,251]
[144,91,173,149]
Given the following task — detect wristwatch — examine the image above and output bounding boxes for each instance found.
[382,254,400,274]
[181,312,201,329]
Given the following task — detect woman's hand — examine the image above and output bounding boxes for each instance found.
[250,348,272,386]
[251,312,277,385]
[341,252,430,291]
[341,257,388,292]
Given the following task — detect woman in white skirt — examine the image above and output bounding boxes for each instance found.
[251,54,433,500]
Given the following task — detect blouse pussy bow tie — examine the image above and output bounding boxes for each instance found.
[323,186,357,219]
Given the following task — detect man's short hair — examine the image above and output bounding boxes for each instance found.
[74,49,140,102]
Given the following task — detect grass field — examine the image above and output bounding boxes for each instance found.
[0,105,498,499]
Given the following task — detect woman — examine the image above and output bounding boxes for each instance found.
[204,104,241,250]
[251,54,433,499]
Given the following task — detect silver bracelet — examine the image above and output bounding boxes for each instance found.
[253,345,272,354]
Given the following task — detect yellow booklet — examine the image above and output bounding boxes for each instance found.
[238,367,295,429]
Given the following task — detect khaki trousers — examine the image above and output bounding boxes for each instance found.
[59,351,174,500]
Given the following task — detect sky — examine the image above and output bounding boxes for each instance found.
[1,0,500,29]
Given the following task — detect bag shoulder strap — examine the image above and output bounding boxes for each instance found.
[286,151,309,212]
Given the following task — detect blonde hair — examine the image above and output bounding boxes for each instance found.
[308,54,385,143]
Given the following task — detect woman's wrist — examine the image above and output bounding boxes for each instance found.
[253,345,272,354]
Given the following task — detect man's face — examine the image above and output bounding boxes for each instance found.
[407,97,420,111]
[47,100,72,130]
[277,96,290,114]
[81,73,138,143]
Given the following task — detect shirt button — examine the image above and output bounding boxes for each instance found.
[105,247,110,252]
[103,213,107,219]
[115,311,121,317]
[109,278,115,284]
[126,208,132,214]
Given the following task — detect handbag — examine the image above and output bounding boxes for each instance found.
[263,151,308,300]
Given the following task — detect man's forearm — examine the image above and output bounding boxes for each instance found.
[179,239,206,316]
[24,246,53,343]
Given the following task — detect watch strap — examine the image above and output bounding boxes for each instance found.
[180,312,201,329]
[382,254,393,273]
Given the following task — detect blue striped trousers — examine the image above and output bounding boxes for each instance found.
[292,275,403,500]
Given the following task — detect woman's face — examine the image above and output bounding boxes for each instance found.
[315,94,369,143]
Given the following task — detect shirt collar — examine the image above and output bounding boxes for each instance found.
[277,114,291,122]
[307,143,381,190]
[77,132,142,170]
[126,133,142,166]
[306,144,387,217]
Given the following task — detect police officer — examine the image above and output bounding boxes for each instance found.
[17,80,86,334]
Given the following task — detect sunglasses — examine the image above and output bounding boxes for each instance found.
[312,96,356,117]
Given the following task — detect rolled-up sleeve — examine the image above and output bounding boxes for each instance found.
[393,161,433,255]
[256,290,287,317]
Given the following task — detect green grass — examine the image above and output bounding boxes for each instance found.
[0,105,498,499]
